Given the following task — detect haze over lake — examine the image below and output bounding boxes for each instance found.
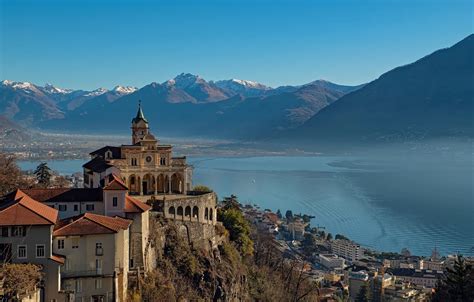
[19,141,474,257]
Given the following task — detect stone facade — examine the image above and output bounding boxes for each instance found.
[83,102,217,229]
[83,102,193,196]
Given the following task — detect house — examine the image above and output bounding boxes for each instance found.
[0,189,65,302]
[13,174,153,273]
[53,213,132,302]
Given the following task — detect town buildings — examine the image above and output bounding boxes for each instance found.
[319,254,346,270]
[0,103,218,301]
[330,239,364,262]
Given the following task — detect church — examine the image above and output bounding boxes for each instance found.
[83,102,193,196]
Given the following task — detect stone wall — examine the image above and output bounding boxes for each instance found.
[162,192,218,226]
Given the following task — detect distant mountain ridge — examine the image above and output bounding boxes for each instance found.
[0,75,361,138]
[293,34,474,143]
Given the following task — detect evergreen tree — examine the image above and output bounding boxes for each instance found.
[34,162,52,187]
[276,209,282,219]
[285,210,293,221]
[326,233,333,241]
[433,255,474,302]
[355,283,371,302]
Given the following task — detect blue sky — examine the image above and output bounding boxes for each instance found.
[0,0,472,90]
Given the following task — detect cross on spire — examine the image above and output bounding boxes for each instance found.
[132,100,148,123]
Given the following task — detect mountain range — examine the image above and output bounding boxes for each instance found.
[292,34,474,143]
[0,74,362,139]
[1,34,472,143]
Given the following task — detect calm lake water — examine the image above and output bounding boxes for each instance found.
[19,152,474,257]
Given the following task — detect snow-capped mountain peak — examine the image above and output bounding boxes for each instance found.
[213,78,271,91]
[42,83,74,94]
[84,87,108,97]
[165,73,204,88]
[1,80,36,90]
[112,85,138,94]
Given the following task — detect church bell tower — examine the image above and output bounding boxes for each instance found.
[131,100,149,144]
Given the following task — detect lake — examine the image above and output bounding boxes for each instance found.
[19,151,474,257]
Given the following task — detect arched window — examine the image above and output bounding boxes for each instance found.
[205,208,209,220]
[177,206,183,216]
[192,206,199,220]
[185,206,191,218]
[105,150,112,159]
[168,206,175,216]
[209,208,214,221]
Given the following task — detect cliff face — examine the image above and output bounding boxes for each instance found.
[130,216,249,302]
[132,206,321,302]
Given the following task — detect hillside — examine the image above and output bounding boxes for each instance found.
[293,35,474,143]
[39,79,360,139]
[0,115,30,143]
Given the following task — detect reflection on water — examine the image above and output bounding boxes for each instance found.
[19,149,474,256]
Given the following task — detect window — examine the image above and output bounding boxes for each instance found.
[160,157,166,165]
[96,243,103,256]
[75,279,82,293]
[12,226,26,237]
[58,204,67,212]
[95,278,102,289]
[36,245,45,258]
[112,197,118,207]
[17,245,27,259]
[86,204,95,211]
[72,238,79,249]
[74,204,79,212]
[131,158,138,166]
[1,227,8,237]
[57,239,64,250]
[95,259,102,274]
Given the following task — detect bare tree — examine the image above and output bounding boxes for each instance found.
[0,263,42,301]
[0,152,32,195]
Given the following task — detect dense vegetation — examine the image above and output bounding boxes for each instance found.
[0,263,42,301]
[432,255,474,302]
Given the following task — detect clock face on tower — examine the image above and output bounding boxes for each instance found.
[146,156,153,163]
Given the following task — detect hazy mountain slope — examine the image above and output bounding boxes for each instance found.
[0,81,64,125]
[1,74,362,139]
[199,84,347,138]
[0,115,30,142]
[41,80,359,138]
[295,34,474,142]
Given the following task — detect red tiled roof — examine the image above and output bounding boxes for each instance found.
[0,189,58,226]
[264,213,279,224]
[124,196,151,213]
[51,254,65,264]
[104,174,128,191]
[53,213,132,236]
